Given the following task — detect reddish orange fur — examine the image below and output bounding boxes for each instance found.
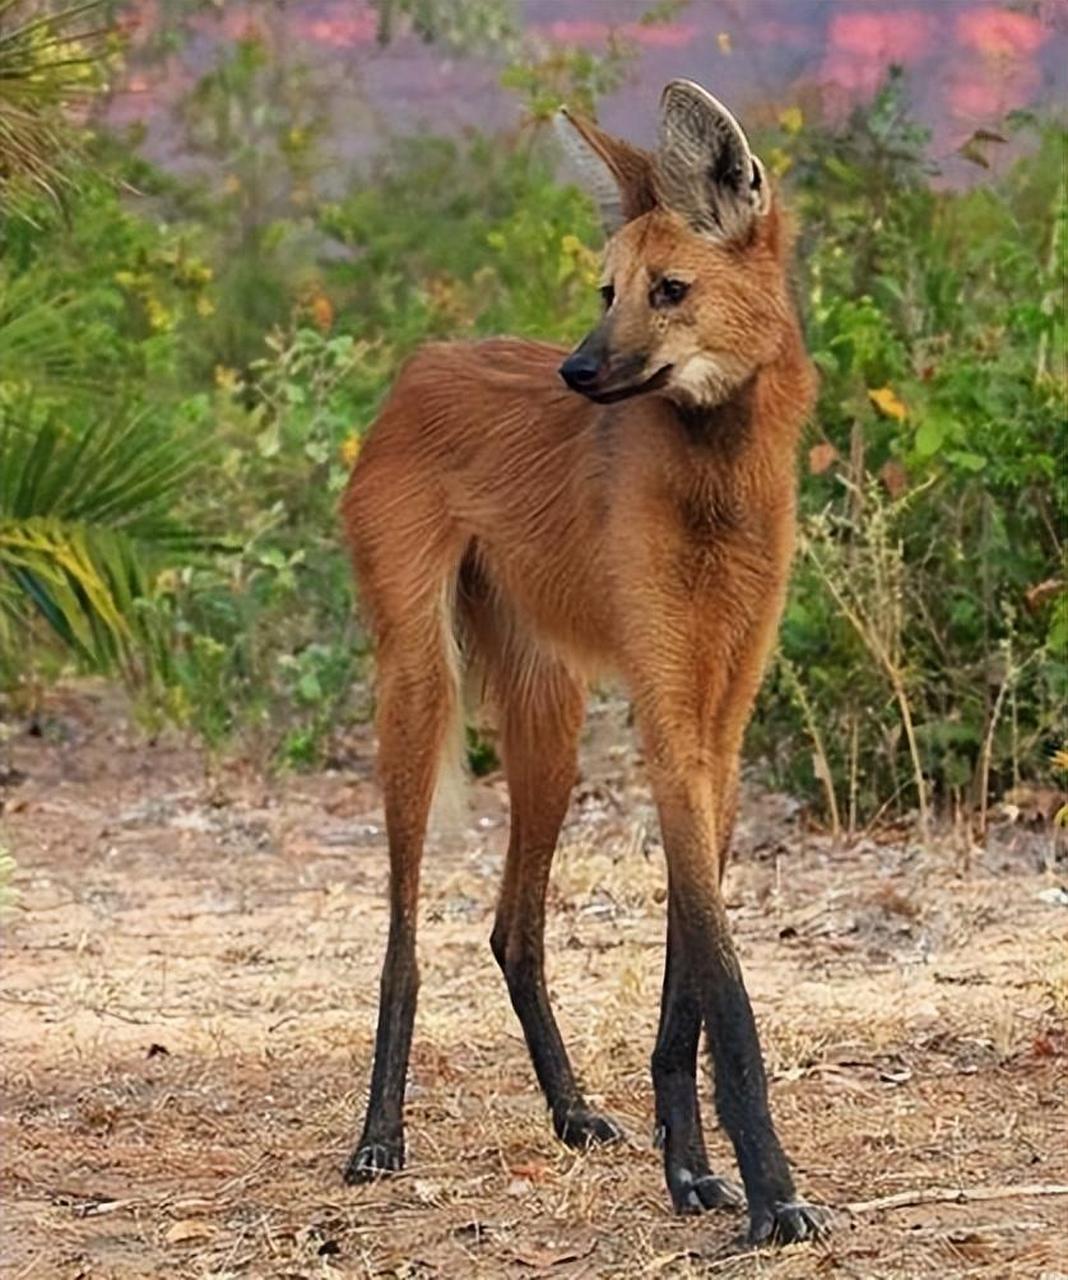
[343,202,814,834]
[339,92,826,1243]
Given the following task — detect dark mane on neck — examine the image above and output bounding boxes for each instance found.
[672,374,758,454]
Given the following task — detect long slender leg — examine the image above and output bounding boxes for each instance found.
[483,639,622,1147]
[343,613,457,1182]
[652,892,743,1214]
[652,750,746,1214]
[620,562,826,1244]
[644,744,825,1244]
[650,700,748,1206]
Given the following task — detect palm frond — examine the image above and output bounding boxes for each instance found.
[0,0,115,217]
[0,410,215,682]
[0,270,101,397]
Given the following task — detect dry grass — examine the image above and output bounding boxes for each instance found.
[1,685,1066,1278]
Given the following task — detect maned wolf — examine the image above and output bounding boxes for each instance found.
[340,80,826,1245]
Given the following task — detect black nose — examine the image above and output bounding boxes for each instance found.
[559,352,601,391]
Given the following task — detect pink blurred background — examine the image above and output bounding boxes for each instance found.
[108,1,1068,184]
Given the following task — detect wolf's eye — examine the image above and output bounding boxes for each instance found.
[599,283,615,310]
[655,277,690,307]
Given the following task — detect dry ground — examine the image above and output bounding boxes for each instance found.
[2,684,1067,1279]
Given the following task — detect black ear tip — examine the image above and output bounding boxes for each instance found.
[659,80,752,150]
[660,78,692,103]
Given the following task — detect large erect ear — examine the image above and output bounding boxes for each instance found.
[554,107,659,235]
[656,80,770,241]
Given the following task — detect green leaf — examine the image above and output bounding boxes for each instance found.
[945,450,987,472]
[914,412,949,458]
[297,671,321,703]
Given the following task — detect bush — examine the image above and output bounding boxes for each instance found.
[2,22,1063,830]
[748,82,1067,832]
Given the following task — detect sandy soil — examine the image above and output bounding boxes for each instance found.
[2,683,1067,1279]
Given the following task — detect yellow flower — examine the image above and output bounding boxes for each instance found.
[868,386,908,422]
[778,106,804,135]
[185,261,214,285]
[339,434,361,468]
[717,31,732,54]
[309,292,334,333]
[560,233,599,286]
[424,275,467,322]
[145,296,173,333]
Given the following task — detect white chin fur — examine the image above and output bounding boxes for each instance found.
[667,353,750,407]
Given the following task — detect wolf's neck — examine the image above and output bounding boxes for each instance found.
[670,374,759,457]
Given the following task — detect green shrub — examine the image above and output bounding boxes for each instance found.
[2,28,1063,828]
[748,81,1067,830]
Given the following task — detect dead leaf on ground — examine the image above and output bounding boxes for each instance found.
[941,1229,997,1262]
[872,883,920,919]
[511,1240,596,1269]
[164,1217,215,1244]
[507,1162,552,1183]
[1031,1030,1067,1058]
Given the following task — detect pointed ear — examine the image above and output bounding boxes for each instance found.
[656,80,770,241]
[554,107,659,235]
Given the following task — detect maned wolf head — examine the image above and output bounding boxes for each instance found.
[556,81,791,409]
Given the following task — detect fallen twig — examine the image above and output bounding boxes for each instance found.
[703,1251,767,1272]
[906,1220,1045,1237]
[846,1183,1068,1215]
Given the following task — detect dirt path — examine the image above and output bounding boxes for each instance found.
[2,686,1066,1278]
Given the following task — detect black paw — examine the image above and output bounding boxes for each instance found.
[554,1106,625,1149]
[748,1199,831,1245]
[343,1138,404,1184]
[669,1168,745,1216]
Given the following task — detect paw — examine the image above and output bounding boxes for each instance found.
[748,1199,831,1245]
[343,1138,404,1184]
[554,1106,625,1149]
[670,1168,745,1216]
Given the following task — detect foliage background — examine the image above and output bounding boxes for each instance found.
[1,0,1065,837]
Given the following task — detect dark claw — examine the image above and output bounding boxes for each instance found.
[343,1138,404,1184]
[554,1106,625,1149]
[668,1166,744,1216]
[748,1199,832,1245]
[688,1174,745,1214]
